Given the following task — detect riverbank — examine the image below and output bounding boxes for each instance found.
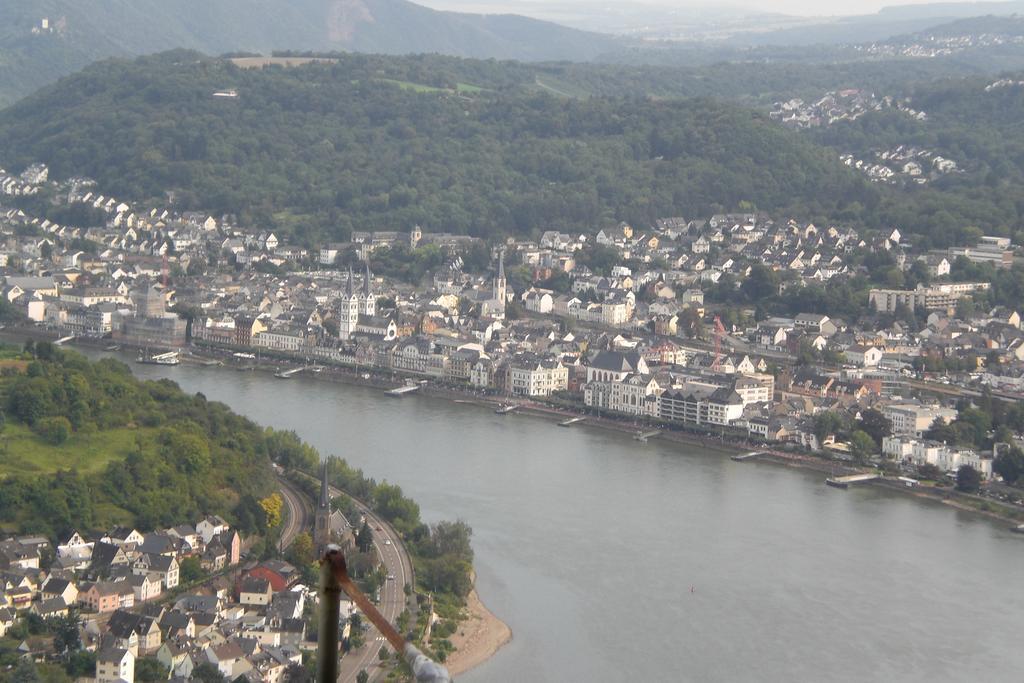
[444,576,513,677]
[10,328,1024,532]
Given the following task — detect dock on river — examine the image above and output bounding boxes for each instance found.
[731,451,763,462]
[826,473,880,489]
[386,384,420,397]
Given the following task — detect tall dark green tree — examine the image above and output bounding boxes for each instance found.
[956,465,982,493]
[859,409,892,448]
[993,447,1024,485]
[356,521,374,554]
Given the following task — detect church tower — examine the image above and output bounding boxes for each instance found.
[337,265,359,339]
[492,249,507,317]
[361,261,376,316]
[313,460,332,556]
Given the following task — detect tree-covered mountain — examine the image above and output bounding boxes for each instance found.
[0,51,879,245]
[733,1,1024,46]
[0,0,617,106]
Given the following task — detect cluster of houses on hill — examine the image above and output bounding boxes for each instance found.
[840,146,959,185]
[853,31,1024,59]
[0,164,51,197]
[1,515,238,617]
[769,89,926,129]
[0,514,352,681]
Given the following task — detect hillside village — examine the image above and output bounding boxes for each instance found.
[1,163,1023,491]
[0,449,381,682]
[769,89,927,129]
[852,31,1024,59]
[0,516,327,681]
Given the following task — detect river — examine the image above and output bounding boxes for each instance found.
[86,352,1024,682]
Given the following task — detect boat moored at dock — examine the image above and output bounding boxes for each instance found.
[137,350,180,365]
[731,451,763,462]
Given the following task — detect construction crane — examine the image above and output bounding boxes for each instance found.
[711,315,727,371]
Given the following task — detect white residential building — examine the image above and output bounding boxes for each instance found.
[882,403,958,437]
[507,356,569,397]
[97,648,135,683]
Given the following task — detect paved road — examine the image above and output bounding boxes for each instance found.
[277,475,312,551]
[334,489,414,682]
[287,471,415,682]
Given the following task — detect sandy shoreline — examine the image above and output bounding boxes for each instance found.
[443,577,512,677]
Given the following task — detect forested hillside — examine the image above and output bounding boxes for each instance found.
[813,74,1024,246]
[0,344,278,538]
[0,51,877,244]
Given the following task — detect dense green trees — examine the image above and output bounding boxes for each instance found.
[0,51,876,246]
[33,416,71,445]
[3,51,1022,246]
[416,521,474,598]
[0,349,277,537]
[848,430,878,464]
[815,76,1024,248]
[134,658,168,683]
[859,409,892,448]
[179,556,204,583]
[994,447,1024,485]
[956,465,982,493]
[355,522,374,554]
[189,663,226,683]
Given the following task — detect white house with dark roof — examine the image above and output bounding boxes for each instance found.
[196,516,229,545]
[96,647,134,683]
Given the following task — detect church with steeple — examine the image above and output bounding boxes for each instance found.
[313,461,333,556]
[313,459,357,557]
[480,249,507,319]
[337,262,376,340]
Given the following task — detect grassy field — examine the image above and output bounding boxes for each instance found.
[377,78,447,93]
[0,423,154,477]
[229,56,339,69]
[376,78,485,94]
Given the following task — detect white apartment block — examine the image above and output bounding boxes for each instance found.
[869,282,991,313]
[882,436,993,479]
[882,403,958,437]
[508,358,569,397]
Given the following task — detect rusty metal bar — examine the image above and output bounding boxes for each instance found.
[319,544,451,682]
[317,554,343,682]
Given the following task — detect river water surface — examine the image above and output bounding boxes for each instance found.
[92,354,1024,682]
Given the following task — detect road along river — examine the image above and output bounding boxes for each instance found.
[85,351,1024,682]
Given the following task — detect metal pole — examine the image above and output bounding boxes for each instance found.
[317,555,342,683]
[320,545,450,683]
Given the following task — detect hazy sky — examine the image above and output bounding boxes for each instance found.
[418,0,986,18]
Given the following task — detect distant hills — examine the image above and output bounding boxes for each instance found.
[7,0,1024,107]
[736,1,1024,46]
[4,50,1021,247]
[0,51,877,244]
[0,0,617,106]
